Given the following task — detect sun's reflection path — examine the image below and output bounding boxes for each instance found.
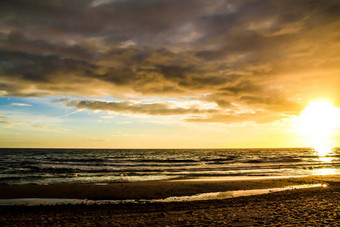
[313,168,338,175]
[313,145,334,162]
[314,144,333,157]
[312,146,340,176]
[318,156,333,163]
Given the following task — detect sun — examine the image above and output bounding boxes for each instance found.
[296,100,340,156]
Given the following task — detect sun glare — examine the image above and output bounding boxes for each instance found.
[297,100,340,156]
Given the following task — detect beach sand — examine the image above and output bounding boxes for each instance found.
[0,175,339,226]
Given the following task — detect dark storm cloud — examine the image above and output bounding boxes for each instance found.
[0,50,100,96]
[2,32,95,61]
[1,0,340,123]
[60,99,217,116]
[0,50,96,82]
[0,0,216,45]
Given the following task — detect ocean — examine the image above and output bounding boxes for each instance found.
[0,148,339,185]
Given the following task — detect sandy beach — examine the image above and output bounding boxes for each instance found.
[0,175,339,226]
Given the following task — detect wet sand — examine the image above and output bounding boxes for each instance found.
[0,175,336,200]
[0,175,339,226]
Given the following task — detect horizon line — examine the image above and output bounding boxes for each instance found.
[1,147,339,150]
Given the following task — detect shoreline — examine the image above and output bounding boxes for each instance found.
[0,174,338,200]
[0,175,339,226]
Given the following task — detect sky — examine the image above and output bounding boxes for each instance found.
[1,0,340,148]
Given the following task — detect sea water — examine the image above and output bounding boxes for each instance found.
[0,148,339,185]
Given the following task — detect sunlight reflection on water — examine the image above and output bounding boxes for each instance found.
[314,145,333,157]
[311,146,340,176]
[318,156,333,163]
[314,146,334,162]
[313,168,339,175]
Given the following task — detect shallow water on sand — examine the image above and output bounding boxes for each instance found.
[0,184,326,206]
[0,148,339,184]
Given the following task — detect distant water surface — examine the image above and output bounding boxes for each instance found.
[0,148,339,185]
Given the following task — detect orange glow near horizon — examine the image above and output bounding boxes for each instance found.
[296,100,340,156]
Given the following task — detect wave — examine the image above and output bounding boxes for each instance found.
[0,148,339,185]
[244,158,303,163]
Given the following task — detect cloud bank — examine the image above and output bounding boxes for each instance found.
[1,0,340,123]
[58,99,217,116]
